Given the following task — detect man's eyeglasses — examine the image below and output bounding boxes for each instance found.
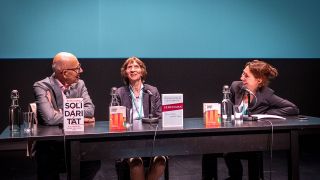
[64,64,82,73]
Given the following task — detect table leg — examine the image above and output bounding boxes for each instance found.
[69,141,80,180]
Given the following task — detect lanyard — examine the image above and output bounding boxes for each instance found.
[240,100,249,115]
[129,86,143,120]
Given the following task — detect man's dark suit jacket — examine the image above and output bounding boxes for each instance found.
[230,81,299,116]
[33,74,95,125]
[116,84,162,118]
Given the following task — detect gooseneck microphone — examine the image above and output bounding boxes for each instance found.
[241,86,258,107]
[241,86,258,121]
[145,89,153,96]
[142,88,159,124]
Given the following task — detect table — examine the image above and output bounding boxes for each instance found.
[65,117,320,180]
[0,124,64,154]
[1,117,319,180]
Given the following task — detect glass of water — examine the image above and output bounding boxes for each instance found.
[233,105,244,122]
[125,108,133,129]
[23,112,34,133]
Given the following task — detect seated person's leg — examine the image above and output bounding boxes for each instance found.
[224,153,243,180]
[247,152,263,180]
[202,154,218,180]
[147,156,167,180]
[128,157,145,180]
[36,141,100,180]
[115,159,130,180]
[35,141,65,180]
[80,160,101,180]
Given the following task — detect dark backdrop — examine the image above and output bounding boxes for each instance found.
[1,58,319,131]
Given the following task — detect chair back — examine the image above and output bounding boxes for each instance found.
[28,102,38,125]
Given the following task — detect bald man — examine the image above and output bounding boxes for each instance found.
[33,52,99,180]
[34,52,95,125]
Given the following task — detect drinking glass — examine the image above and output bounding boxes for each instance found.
[125,108,133,128]
[233,105,243,122]
[23,112,34,133]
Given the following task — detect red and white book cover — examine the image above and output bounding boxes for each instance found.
[162,94,183,128]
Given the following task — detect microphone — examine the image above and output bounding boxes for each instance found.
[241,86,258,121]
[64,89,70,98]
[142,88,159,124]
[241,86,254,96]
[241,86,257,104]
[144,89,153,96]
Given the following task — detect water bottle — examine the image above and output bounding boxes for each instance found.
[221,85,233,123]
[110,87,119,106]
[9,90,21,132]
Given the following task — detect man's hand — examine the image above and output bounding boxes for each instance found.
[84,117,95,123]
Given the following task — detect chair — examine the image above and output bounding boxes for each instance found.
[248,152,264,180]
[226,152,264,180]
[202,153,219,180]
[202,152,264,180]
[28,102,38,124]
[26,103,37,157]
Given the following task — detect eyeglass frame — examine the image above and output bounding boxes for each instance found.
[64,64,82,73]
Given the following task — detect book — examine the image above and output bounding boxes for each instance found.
[251,114,286,120]
[203,103,220,125]
[64,98,84,131]
[109,106,127,130]
[162,94,183,128]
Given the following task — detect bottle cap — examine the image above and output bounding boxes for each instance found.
[110,87,117,95]
[11,90,19,99]
[222,85,230,94]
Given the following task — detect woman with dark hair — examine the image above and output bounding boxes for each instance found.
[115,57,166,180]
[203,60,299,180]
[230,59,299,116]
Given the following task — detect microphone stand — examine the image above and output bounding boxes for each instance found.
[247,92,250,117]
[142,91,159,124]
[243,91,258,121]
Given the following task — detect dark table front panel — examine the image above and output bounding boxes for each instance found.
[77,132,290,161]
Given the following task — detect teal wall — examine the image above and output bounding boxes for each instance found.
[1,0,320,58]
